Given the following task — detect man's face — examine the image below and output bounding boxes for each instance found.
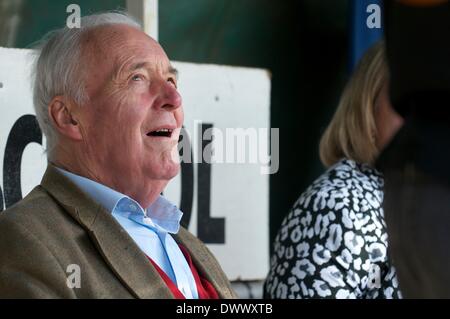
[76,25,183,196]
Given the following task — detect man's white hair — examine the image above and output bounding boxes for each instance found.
[32,11,141,159]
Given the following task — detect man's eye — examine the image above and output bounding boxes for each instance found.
[168,78,177,87]
[131,74,145,82]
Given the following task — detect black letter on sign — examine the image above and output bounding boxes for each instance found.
[197,123,225,244]
[179,127,193,228]
[3,115,42,208]
[0,184,3,212]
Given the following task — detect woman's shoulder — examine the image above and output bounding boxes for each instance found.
[293,158,383,213]
[326,158,383,183]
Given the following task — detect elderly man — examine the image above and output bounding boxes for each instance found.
[0,12,236,299]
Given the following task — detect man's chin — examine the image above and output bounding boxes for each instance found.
[166,164,180,179]
[153,162,180,180]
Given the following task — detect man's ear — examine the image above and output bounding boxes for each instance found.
[48,96,83,141]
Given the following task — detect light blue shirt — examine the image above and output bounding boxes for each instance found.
[56,167,198,299]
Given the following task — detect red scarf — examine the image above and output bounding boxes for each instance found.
[147,244,219,299]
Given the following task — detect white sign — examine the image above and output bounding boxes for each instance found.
[0,47,271,280]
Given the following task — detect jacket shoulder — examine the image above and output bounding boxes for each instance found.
[0,187,76,298]
[0,185,67,227]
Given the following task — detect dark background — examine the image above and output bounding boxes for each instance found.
[1,0,350,253]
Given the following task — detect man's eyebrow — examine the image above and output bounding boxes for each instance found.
[121,63,178,78]
[128,62,150,72]
[113,61,149,78]
[168,66,178,78]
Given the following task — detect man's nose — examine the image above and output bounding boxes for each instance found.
[153,80,182,111]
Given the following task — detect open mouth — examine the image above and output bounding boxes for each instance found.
[146,128,174,138]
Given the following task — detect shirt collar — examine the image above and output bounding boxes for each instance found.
[55,167,182,234]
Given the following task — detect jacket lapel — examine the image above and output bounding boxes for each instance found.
[174,228,237,299]
[40,165,174,299]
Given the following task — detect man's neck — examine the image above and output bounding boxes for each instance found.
[51,157,165,209]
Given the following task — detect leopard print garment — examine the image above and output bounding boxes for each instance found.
[264,159,402,299]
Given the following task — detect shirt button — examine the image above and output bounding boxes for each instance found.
[143,217,153,226]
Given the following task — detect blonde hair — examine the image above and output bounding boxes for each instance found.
[319,41,388,167]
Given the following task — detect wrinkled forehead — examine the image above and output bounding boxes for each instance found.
[81,24,171,75]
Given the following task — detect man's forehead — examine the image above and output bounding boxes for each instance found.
[88,24,150,43]
[85,24,164,57]
[84,24,171,71]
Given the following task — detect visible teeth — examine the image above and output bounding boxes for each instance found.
[147,128,174,137]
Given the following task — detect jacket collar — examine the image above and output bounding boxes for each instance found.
[174,228,236,298]
[54,167,183,234]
